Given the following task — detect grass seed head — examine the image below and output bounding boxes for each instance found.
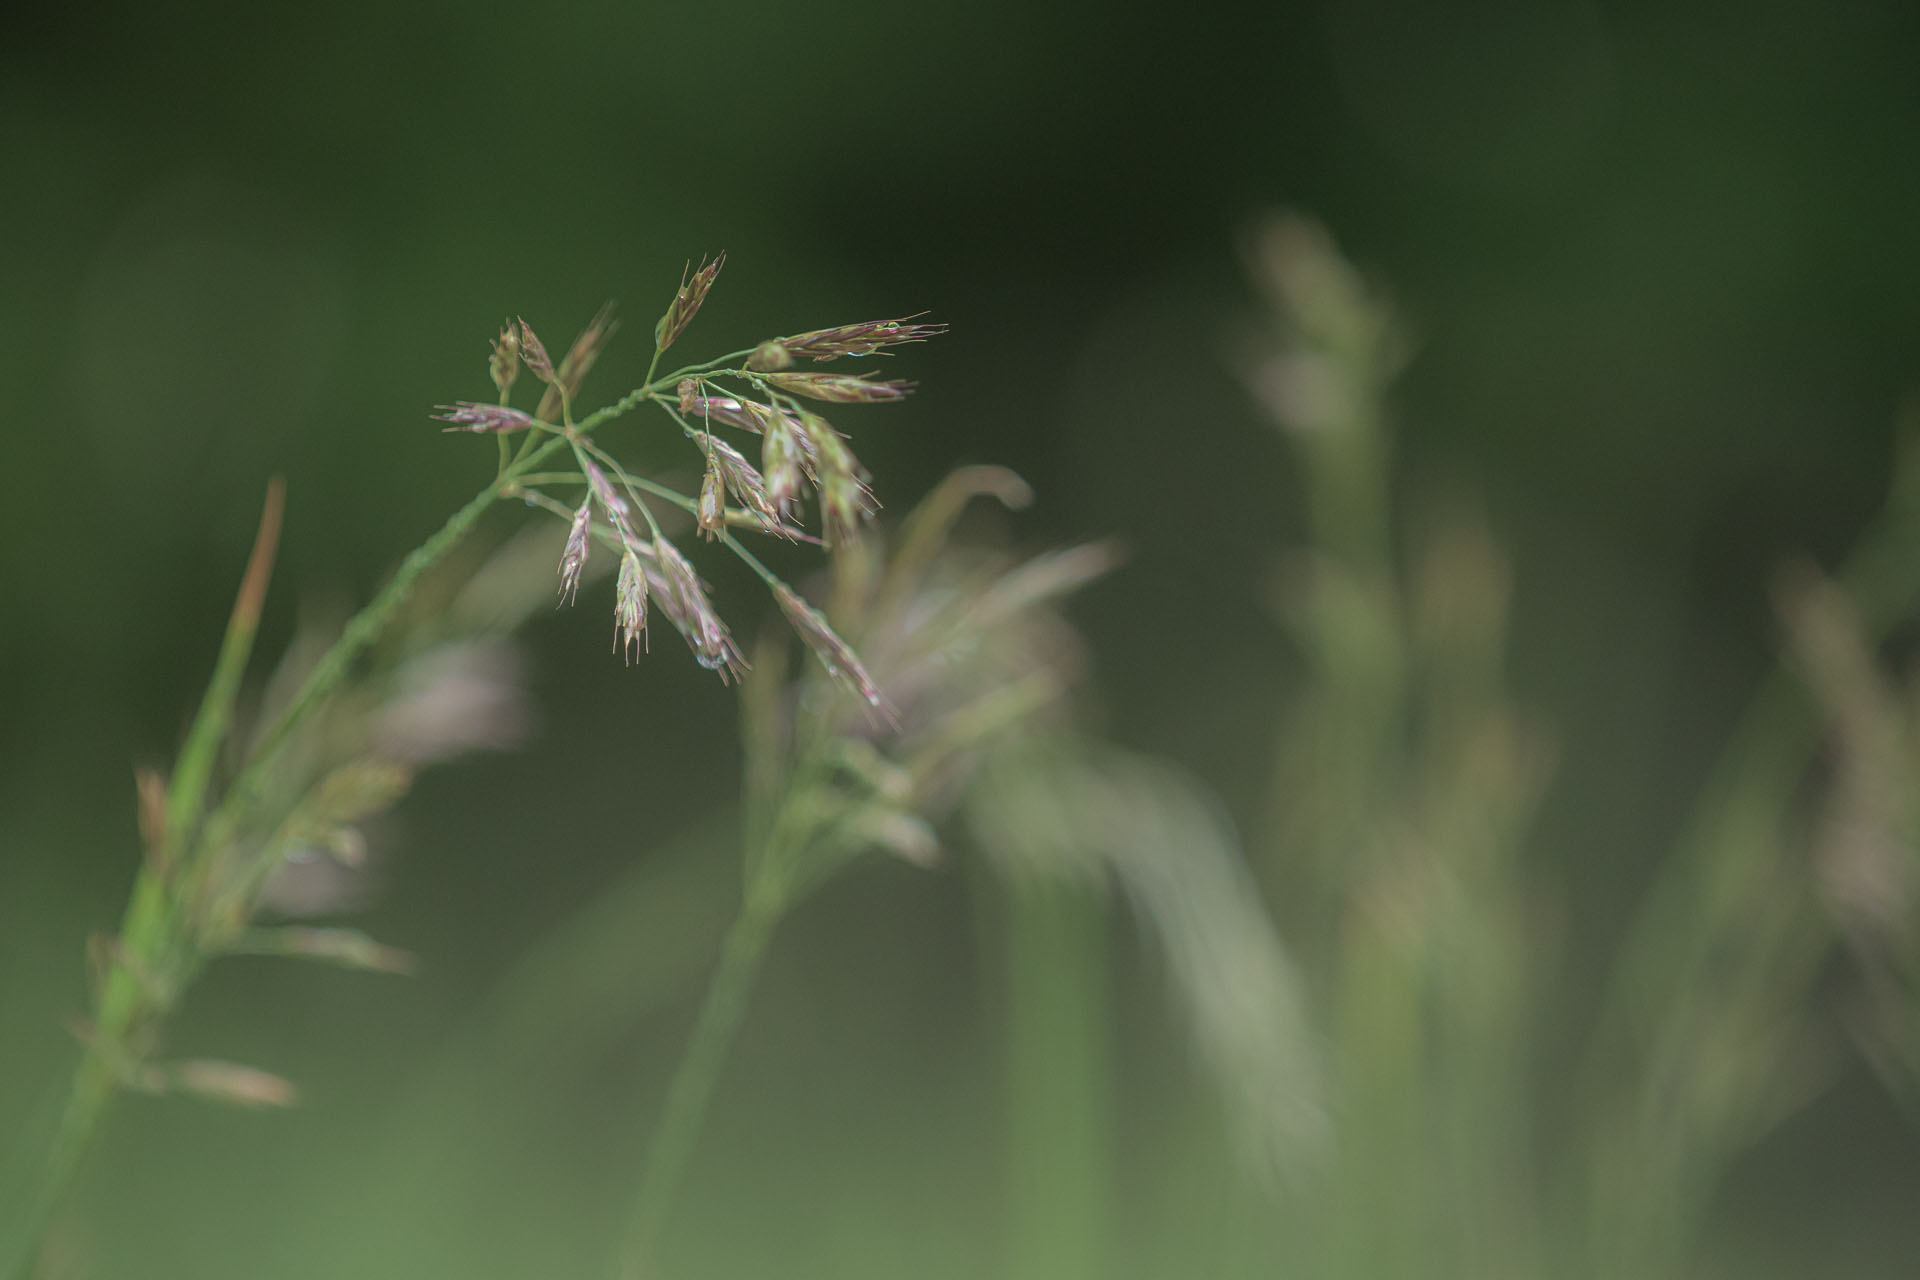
[819,472,876,552]
[759,372,915,404]
[489,322,520,396]
[516,317,556,384]
[705,435,781,530]
[615,548,649,662]
[773,582,884,708]
[653,535,747,681]
[761,417,808,520]
[800,411,874,548]
[433,402,535,434]
[762,317,947,364]
[685,394,788,436]
[558,498,591,605]
[697,449,725,541]
[655,252,725,351]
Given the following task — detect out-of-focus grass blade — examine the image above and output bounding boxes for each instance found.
[159,478,285,861]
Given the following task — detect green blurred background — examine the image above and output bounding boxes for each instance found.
[4,1,1919,1276]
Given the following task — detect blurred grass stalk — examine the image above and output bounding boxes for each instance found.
[1578,419,1920,1278]
[0,456,561,1279]
[2,296,736,1264]
[1247,214,1548,1278]
[3,479,290,1280]
[1247,213,1920,1279]
[1779,550,1920,1125]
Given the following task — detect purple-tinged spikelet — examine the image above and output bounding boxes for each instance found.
[615,548,648,662]
[558,498,591,605]
[696,449,725,542]
[758,372,915,404]
[433,402,536,434]
[761,415,808,520]
[516,318,556,384]
[750,318,947,367]
[771,583,885,708]
[703,435,783,530]
[655,253,725,352]
[684,394,794,436]
[490,323,520,396]
[652,535,747,680]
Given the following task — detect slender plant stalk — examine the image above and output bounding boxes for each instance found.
[1004,878,1110,1280]
[623,879,783,1275]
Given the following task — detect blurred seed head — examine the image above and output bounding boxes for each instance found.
[371,639,531,765]
[739,469,1116,894]
[252,926,416,976]
[1244,212,1392,357]
[153,1059,298,1109]
[745,338,794,372]
[778,469,1110,756]
[537,301,619,423]
[1236,212,1409,438]
[240,532,540,929]
[1779,563,1918,945]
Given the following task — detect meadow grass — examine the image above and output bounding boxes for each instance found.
[7,226,1919,1280]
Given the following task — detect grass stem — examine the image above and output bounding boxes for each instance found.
[623,880,782,1275]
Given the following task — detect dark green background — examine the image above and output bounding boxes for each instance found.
[4,1,1918,1275]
